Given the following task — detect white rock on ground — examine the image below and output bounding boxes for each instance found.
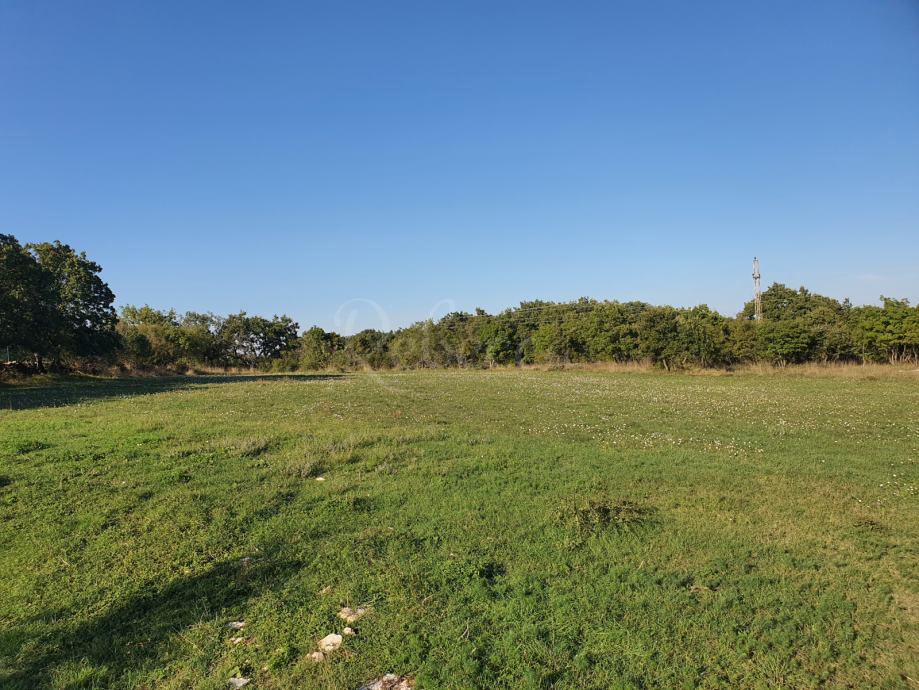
[308,651,325,663]
[343,626,355,636]
[319,633,343,652]
[357,674,414,690]
[230,636,245,645]
[338,606,370,623]
[225,621,246,630]
[228,677,250,688]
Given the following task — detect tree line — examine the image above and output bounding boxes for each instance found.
[2,233,918,373]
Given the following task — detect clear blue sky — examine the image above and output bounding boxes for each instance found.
[2,1,917,333]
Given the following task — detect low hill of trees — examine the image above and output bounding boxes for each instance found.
[2,233,918,373]
[287,289,919,371]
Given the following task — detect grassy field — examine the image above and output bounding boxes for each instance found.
[1,369,917,689]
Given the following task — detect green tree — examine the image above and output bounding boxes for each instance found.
[638,307,682,368]
[27,241,118,361]
[853,298,919,363]
[532,321,567,363]
[479,319,519,366]
[219,313,299,368]
[677,305,730,367]
[345,329,393,369]
[178,312,225,365]
[0,234,58,367]
[117,305,182,367]
[298,326,342,370]
[759,319,813,365]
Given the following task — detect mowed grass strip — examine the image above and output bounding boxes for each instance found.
[0,370,917,689]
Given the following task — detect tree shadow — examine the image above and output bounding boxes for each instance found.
[0,374,344,411]
[0,557,303,688]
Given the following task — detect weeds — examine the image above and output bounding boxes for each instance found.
[285,456,325,479]
[556,496,656,535]
[231,436,277,458]
[11,439,49,455]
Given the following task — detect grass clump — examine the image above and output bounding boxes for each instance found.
[11,439,49,455]
[556,496,656,535]
[230,435,276,458]
[285,455,325,478]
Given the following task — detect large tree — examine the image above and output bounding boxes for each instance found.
[0,234,58,363]
[26,241,118,361]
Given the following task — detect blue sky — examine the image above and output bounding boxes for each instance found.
[2,1,917,333]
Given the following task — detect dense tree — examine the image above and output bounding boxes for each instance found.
[117,306,182,367]
[852,298,919,363]
[389,321,435,368]
[298,326,343,370]
[637,307,682,369]
[758,319,813,365]
[219,313,299,367]
[740,283,845,322]
[0,235,58,365]
[480,319,519,366]
[178,312,226,365]
[1,236,116,369]
[677,305,731,368]
[27,241,118,361]
[343,329,393,369]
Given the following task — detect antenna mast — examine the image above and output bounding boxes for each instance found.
[752,257,763,321]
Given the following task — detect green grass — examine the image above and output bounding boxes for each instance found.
[1,370,917,689]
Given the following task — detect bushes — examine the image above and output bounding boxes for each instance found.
[117,307,300,371]
[288,287,918,371]
[110,291,916,373]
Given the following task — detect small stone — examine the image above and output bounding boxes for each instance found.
[226,621,246,630]
[358,674,414,690]
[338,606,370,623]
[230,636,245,645]
[343,626,355,636]
[228,678,250,689]
[319,633,343,652]
[308,650,325,663]
[315,476,326,481]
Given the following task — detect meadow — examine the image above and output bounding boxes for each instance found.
[0,369,917,689]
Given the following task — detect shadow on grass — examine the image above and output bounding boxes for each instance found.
[0,374,343,411]
[0,558,302,688]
